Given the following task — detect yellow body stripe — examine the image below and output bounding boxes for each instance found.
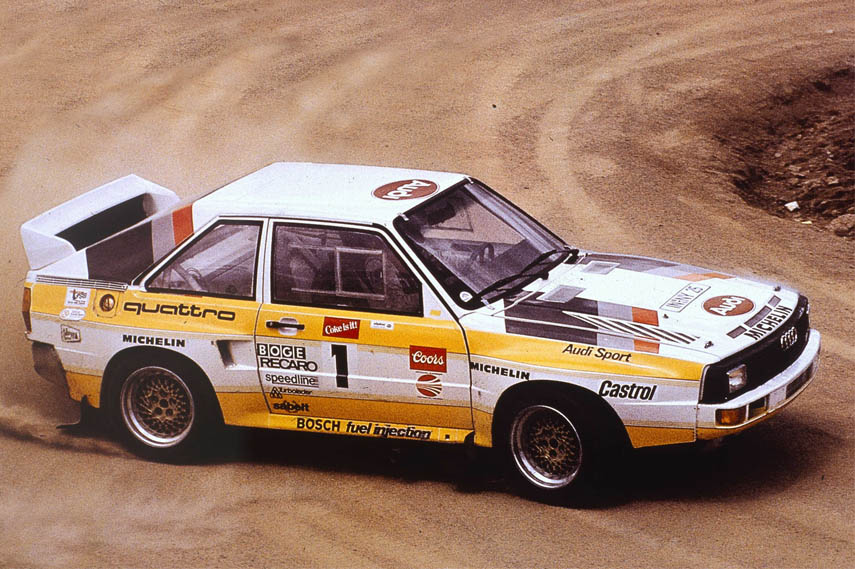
[625,426,695,447]
[466,330,703,380]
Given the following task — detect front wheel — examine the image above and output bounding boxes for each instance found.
[501,394,607,505]
[112,356,216,461]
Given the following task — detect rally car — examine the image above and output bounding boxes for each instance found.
[20,163,820,503]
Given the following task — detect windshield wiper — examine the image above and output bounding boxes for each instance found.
[474,246,576,304]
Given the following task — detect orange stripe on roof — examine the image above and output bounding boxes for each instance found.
[172,205,194,245]
[676,272,732,282]
[632,306,659,326]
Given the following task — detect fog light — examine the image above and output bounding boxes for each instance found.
[716,407,747,426]
[727,364,748,393]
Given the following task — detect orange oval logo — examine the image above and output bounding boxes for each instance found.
[373,179,438,201]
[703,295,755,316]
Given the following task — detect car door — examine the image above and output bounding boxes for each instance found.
[254,221,472,443]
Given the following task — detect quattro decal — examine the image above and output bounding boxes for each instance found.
[123,301,236,321]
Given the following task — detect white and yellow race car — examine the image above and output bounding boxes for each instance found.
[21,163,820,503]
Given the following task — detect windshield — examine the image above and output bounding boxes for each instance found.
[394,180,572,307]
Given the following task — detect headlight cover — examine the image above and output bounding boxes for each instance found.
[726,364,748,393]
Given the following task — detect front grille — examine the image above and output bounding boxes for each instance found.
[701,295,810,404]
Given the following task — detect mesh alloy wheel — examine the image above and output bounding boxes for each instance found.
[120,366,195,448]
[510,404,583,489]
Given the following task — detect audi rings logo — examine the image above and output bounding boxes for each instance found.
[780,326,798,351]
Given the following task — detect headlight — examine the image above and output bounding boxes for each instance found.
[726,364,748,393]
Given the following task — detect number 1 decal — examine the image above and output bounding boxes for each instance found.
[331,344,348,388]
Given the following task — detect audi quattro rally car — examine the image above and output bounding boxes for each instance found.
[21,162,820,503]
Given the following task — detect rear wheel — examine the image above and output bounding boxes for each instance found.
[500,393,607,505]
[111,355,216,461]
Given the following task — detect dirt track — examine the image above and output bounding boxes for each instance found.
[1,2,853,567]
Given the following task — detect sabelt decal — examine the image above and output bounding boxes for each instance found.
[123,301,236,321]
[703,295,754,316]
[661,283,710,312]
[598,380,657,400]
[373,179,438,201]
[323,317,360,339]
[563,343,632,363]
[65,287,91,308]
[409,346,447,372]
[60,308,86,321]
[272,401,309,413]
[416,374,442,398]
[60,325,81,343]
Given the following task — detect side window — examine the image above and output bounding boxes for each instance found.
[272,224,422,315]
[148,221,262,299]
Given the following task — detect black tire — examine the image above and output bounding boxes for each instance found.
[110,354,217,462]
[499,392,608,505]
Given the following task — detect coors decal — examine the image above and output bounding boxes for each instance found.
[703,295,755,316]
[409,345,447,373]
[373,179,438,201]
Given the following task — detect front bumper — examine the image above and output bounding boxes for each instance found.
[697,329,820,438]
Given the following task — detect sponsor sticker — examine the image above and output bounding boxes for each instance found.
[123,301,236,321]
[703,295,755,316]
[294,418,433,440]
[323,317,360,339]
[59,308,86,321]
[562,343,632,363]
[264,372,319,387]
[416,374,442,398]
[269,386,314,398]
[370,320,394,331]
[743,305,793,340]
[257,343,319,372]
[598,380,657,400]
[60,325,81,343]
[470,362,530,380]
[65,287,91,308]
[409,346,447,372]
[272,401,310,413]
[122,334,185,348]
[661,283,710,312]
[373,179,438,201]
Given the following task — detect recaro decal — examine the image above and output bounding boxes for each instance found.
[373,179,438,201]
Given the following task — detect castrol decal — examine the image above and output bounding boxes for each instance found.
[703,295,755,316]
[409,345,447,373]
[416,374,442,398]
[373,179,438,200]
[323,317,360,339]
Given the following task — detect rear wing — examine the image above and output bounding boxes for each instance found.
[21,175,179,271]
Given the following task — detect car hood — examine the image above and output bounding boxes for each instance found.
[470,251,802,362]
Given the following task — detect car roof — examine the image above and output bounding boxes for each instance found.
[191,162,468,228]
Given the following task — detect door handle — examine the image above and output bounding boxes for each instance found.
[266,319,305,330]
